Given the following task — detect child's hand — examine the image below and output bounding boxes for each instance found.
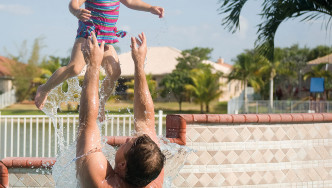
[150,6,164,18]
[75,8,91,22]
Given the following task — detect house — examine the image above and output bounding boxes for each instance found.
[116,47,243,101]
[0,57,15,94]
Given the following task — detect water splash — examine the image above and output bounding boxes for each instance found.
[41,76,192,187]
[51,134,191,188]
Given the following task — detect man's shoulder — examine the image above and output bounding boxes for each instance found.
[145,169,164,188]
[105,173,134,188]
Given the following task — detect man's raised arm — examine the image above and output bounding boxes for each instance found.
[76,32,110,187]
[76,32,104,157]
[131,33,157,140]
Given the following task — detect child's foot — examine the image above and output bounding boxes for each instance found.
[35,85,49,110]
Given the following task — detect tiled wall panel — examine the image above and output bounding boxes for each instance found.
[173,123,332,187]
[8,168,54,187]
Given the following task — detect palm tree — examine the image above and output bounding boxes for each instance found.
[185,66,223,113]
[218,0,332,60]
[257,49,296,111]
[228,51,263,113]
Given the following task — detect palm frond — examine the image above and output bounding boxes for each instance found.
[218,0,249,33]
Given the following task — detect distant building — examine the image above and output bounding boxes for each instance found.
[116,47,243,101]
[0,57,15,94]
[307,53,332,65]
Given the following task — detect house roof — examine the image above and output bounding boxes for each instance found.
[0,56,14,77]
[117,46,232,77]
[301,53,332,73]
[118,47,182,77]
[308,53,332,64]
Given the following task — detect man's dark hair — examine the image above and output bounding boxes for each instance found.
[125,134,165,187]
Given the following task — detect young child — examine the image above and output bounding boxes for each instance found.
[35,0,164,120]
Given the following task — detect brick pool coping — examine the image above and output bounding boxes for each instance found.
[1,113,332,187]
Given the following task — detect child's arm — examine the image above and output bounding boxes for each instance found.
[69,0,91,22]
[120,0,164,18]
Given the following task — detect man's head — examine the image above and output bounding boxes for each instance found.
[115,134,165,187]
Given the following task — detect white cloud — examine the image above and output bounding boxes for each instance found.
[0,4,33,15]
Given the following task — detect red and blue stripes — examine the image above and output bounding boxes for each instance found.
[76,0,127,45]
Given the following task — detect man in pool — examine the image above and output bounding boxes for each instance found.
[76,31,165,187]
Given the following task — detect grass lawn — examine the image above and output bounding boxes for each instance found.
[0,100,228,115]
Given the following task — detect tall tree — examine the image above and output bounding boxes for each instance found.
[273,45,309,99]
[228,50,263,113]
[160,47,214,111]
[10,37,44,101]
[159,70,191,111]
[176,47,213,70]
[307,45,332,61]
[257,48,296,110]
[185,65,223,113]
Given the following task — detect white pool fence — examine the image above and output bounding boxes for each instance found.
[228,99,332,114]
[0,111,166,159]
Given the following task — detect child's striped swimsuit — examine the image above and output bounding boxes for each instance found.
[76,0,127,45]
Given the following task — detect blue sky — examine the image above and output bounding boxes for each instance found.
[1,0,331,64]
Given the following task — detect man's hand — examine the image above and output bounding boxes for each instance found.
[83,32,105,67]
[75,8,91,22]
[150,6,164,18]
[131,32,147,67]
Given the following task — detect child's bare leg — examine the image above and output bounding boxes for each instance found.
[98,45,121,122]
[35,38,87,109]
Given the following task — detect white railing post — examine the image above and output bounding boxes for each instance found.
[4,117,7,158]
[36,117,39,157]
[29,117,32,156]
[48,118,51,157]
[23,117,26,157]
[122,116,126,136]
[66,115,70,146]
[10,118,13,157]
[117,115,120,136]
[73,116,76,142]
[158,110,163,135]
[104,117,108,136]
[128,115,132,135]
[111,116,114,136]
[54,118,57,156]
[17,118,20,157]
[42,117,45,157]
